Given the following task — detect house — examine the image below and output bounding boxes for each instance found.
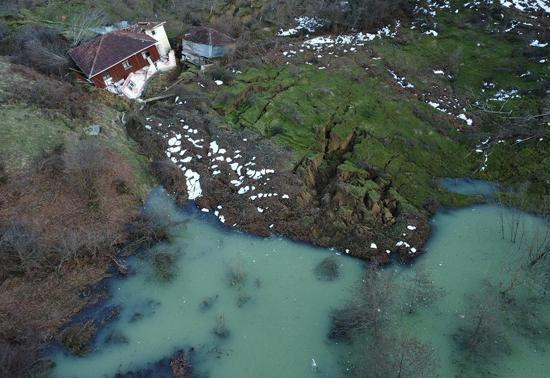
[181,26,236,67]
[126,21,172,56]
[69,22,176,99]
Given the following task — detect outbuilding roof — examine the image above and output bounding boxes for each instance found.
[184,26,235,46]
[69,30,157,78]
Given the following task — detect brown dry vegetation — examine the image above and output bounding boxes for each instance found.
[0,139,137,276]
[0,138,139,376]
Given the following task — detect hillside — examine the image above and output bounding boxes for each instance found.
[0,0,548,376]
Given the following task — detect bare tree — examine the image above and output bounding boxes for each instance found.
[328,264,394,341]
[453,283,510,375]
[359,333,439,378]
[66,9,106,46]
[403,266,445,314]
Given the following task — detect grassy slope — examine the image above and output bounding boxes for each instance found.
[0,60,154,200]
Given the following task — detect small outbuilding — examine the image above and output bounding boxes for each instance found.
[181,26,236,67]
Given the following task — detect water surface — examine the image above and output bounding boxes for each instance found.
[52,189,550,377]
[52,188,364,377]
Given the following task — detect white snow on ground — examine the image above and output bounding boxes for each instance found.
[500,0,550,13]
[490,89,520,101]
[530,40,548,47]
[277,16,325,36]
[302,23,399,50]
[387,69,415,89]
[458,114,474,126]
[155,117,292,227]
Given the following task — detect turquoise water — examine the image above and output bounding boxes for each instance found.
[52,187,549,377]
[394,205,549,377]
[52,188,364,377]
[439,177,499,197]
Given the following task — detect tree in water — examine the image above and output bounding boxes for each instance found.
[359,333,438,378]
[329,264,439,377]
[328,264,394,342]
[402,265,445,314]
[453,282,511,375]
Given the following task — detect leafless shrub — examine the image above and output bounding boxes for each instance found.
[124,214,171,254]
[213,313,230,338]
[0,327,47,378]
[210,15,243,38]
[0,224,43,279]
[150,251,177,282]
[205,64,235,83]
[151,160,189,203]
[125,113,166,161]
[453,283,510,375]
[63,139,109,205]
[0,140,137,273]
[227,258,247,287]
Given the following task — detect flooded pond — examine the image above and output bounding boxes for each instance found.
[52,185,549,377]
[52,188,364,377]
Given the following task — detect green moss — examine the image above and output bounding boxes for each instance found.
[215,65,478,209]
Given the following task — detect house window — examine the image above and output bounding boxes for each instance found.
[128,81,136,90]
[122,60,132,70]
[151,30,156,35]
[102,74,113,86]
[142,51,151,60]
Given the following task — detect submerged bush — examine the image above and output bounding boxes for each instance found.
[452,285,511,374]
[236,292,251,308]
[213,313,230,338]
[227,259,247,287]
[199,295,218,312]
[314,256,340,281]
[59,320,98,357]
[151,251,177,283]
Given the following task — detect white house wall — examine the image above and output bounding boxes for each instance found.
[146,25,171,56]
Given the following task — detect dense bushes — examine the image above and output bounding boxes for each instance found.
[10,25,70,76]
[9,77,91,120]
[0,139,137,279]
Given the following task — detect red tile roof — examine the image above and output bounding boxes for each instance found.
[184,27,235,46]
[69,30,157,78]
